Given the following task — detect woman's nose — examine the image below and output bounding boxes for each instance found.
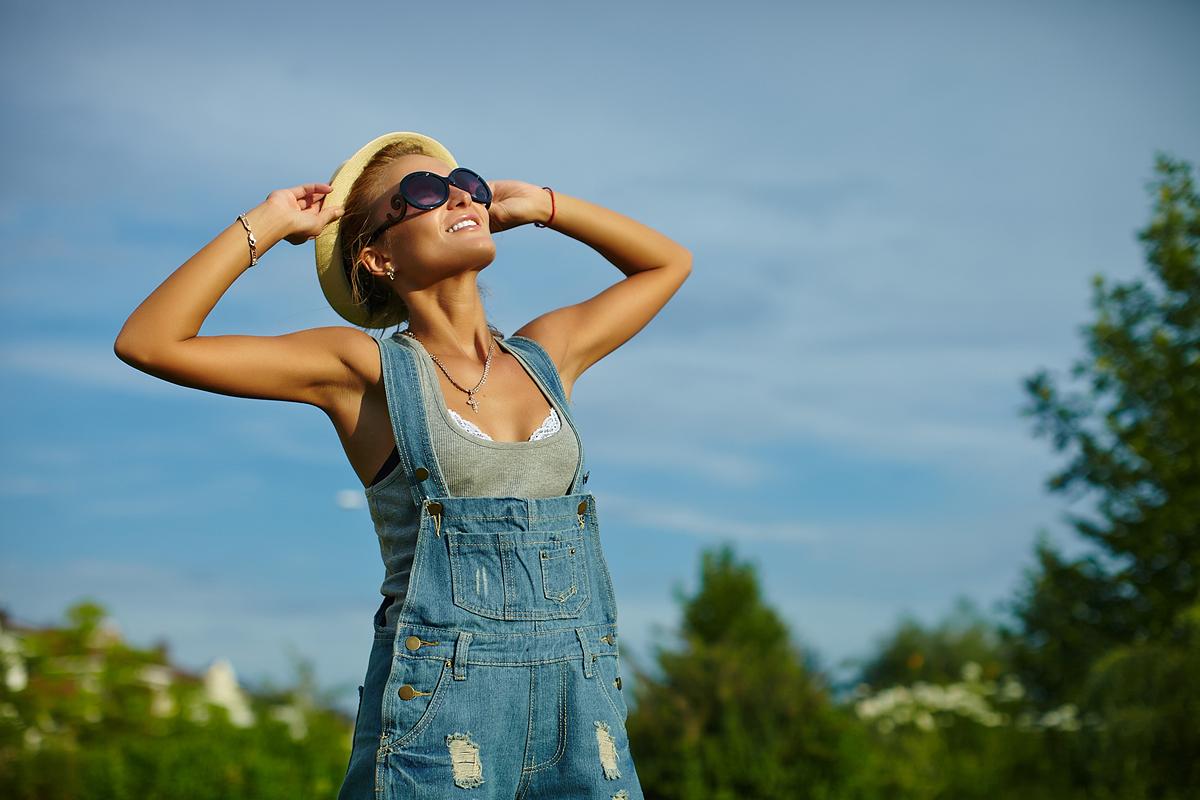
[447,183,473,207]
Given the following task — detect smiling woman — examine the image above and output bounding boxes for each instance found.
[112,129,690,799]
[332,145,501,330]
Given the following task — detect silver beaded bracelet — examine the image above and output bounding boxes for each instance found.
[236,213,258,267]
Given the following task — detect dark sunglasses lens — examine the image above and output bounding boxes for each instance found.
[403,173,449,208]
[451,169,491,203]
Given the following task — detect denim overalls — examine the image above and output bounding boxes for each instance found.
[338,333,645,800]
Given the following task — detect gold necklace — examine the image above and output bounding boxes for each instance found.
[401,329,495,413]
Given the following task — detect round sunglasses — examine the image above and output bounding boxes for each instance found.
[365,167,492,244]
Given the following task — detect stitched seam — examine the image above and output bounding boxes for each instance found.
[594,654,625,724]
[381,659,452,755]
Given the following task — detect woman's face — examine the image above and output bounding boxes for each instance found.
[360,153,496,282]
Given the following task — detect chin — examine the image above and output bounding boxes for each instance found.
[465,249,497,271]
[471,240,497,260]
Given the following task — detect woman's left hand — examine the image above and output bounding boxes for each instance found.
[485,180,553,234]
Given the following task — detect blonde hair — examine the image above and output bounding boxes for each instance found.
[337,141,424,331]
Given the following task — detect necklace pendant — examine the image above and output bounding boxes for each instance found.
[467,394,480,413]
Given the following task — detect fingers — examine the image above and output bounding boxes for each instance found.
[289,182,334,196]
[296,184,339,212]
[273,183,342,224]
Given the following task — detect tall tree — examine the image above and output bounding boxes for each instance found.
[625,543,849,800]
[1001,152,1200,708]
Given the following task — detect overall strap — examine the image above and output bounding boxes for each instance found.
[500,335,589,495]
[378,334,449,507]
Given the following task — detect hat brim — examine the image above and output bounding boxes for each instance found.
[314,131,458,328]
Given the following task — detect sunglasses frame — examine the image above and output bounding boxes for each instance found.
[364,167,492,245]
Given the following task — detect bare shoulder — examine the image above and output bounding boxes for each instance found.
[274,324,383,391]
[303,326,384,422]
[511,259,691,399]
[511,319,569,371]
[330,326,384,387]
[510,314,576,400]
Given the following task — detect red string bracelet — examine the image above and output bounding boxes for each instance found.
[533,186,556,228]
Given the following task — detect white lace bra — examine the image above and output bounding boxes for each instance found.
[446,406,561,441]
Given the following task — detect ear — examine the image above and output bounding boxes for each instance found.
[357,243,392,279]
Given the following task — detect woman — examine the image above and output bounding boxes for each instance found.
[114,131,691,799]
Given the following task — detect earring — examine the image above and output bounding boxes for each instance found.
[385,267,395,280]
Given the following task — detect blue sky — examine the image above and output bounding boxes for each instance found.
[2,0,1197,713]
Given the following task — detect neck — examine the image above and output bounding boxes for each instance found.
[402,321,497,362]
[396,275,500,361]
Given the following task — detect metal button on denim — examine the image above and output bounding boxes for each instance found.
[577,500,587,514]
[427,501,442,514]
[398,684,418,700]
[405,636,422,651]
[414,466,429,481]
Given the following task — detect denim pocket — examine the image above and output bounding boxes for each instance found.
[380,656,453,753]
[447,529,591,620]
[540,537,582,602]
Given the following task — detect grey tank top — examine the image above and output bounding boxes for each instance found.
[364,334,581,619]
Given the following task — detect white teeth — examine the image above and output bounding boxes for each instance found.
[448,220,478,232]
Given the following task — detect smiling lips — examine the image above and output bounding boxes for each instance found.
[446,214,482,233]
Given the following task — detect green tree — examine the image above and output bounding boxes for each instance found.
[1002,152,1200,708]
[1074,601,1200,796]
[996,153,1200,798]
[625,542,851,800]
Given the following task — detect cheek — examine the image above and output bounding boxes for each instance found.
[388,232,442,270]
[401,215,446,244]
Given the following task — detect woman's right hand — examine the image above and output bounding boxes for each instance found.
[260,183,344,246]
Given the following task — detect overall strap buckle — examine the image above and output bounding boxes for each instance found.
[426,500,444,537]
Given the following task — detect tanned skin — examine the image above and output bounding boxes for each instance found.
[114,153,692,488]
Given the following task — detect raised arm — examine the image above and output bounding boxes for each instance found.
[112,184,366,409]
[506,187,692,388]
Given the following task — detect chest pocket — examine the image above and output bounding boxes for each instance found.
[447,529,591,620]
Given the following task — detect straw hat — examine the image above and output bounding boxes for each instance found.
[314,131,458,328]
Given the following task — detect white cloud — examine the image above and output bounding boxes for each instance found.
[336,490,366,511]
